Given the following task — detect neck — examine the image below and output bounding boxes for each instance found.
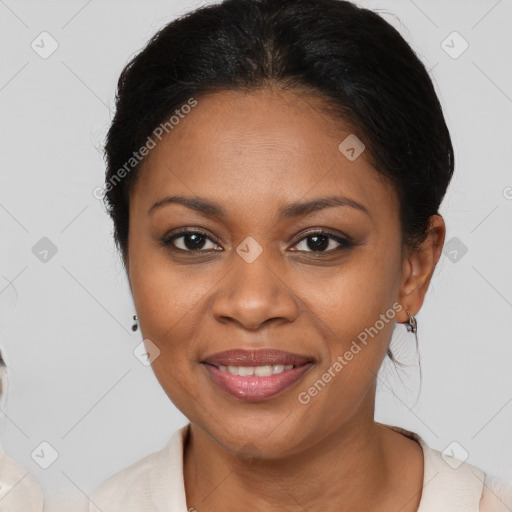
[182,394,416,511]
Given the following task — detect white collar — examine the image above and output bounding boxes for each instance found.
[382,424,485,511]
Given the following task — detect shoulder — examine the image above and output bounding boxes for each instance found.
[381,424,512,511]
[0,451,44,511]
[480,475,512,512]
[89,424,190,512]
[89,449,162,511]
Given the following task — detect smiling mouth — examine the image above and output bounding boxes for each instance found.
[201,360,314,401]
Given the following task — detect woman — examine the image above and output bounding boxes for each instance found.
[0,350,45,511]
[90,0,512,510]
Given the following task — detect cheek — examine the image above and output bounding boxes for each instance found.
[304,238,402,348]
[131,268,211,382]
[132,262,208,410]
[294,292,397,443]
[128,243,235,415]
[128,241,205,403]
[128,228,208,338]
[296,241,402,406]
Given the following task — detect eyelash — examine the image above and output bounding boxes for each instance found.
[159,228,354,254]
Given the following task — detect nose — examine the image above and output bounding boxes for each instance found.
[211,247,300,331]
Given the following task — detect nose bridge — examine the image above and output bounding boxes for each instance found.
[234,240,276,295]
[231,237,280,306]
[211,237,298,329]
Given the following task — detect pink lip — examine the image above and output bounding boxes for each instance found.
[202,361,314,401]
[202,348,313,367]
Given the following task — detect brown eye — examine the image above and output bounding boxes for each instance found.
[292,230,353,253]
[160,230,221,252]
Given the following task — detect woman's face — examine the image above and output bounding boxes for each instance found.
[127,88,415,457]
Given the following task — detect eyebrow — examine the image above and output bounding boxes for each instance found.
[148,194,370,219]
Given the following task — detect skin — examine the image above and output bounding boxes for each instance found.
[126,88,445,511]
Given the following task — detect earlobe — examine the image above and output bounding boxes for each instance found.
[397,215,446,323]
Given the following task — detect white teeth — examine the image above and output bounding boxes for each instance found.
[238,366,255,376]
[254,365,273,377]
[217,364,295,376]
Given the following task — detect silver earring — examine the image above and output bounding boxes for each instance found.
[131,315,138,332]
[405,310,417,334]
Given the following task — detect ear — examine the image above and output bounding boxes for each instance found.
[396,214,446,324]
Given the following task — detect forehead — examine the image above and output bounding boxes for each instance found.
[130,88,396,217]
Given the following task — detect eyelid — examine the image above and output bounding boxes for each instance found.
[291,228,352,246]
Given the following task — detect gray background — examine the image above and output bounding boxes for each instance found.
[1,0,511,510]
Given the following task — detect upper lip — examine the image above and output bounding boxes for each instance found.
[202,349,314,367]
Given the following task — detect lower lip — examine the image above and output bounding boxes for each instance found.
[202,363,314,401]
